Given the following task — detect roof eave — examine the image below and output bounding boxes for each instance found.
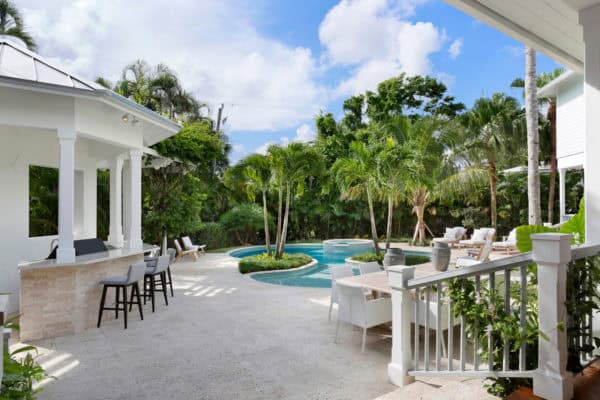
[537,70,581,98]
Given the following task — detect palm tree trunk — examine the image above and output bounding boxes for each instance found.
[489,161,498,228]
[278,182,291,257]
[262,190,271,256]
[547,100,557,224]
[386,195,393,250]
[275,185,283,258]
[366,185,380,255]
[525,46,542,225]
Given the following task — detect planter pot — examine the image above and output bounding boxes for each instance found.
[432,241,451,271]
[384,248,405,269]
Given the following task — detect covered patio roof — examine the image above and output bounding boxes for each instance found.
[443,0,596,71]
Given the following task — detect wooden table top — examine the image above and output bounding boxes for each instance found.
[337,262,441,294]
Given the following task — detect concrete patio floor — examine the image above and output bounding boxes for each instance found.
[16,247,500,400]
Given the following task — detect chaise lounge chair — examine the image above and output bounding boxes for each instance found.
[458,228,496,249]
[174,239,199,262]
[182,236,206,255]
[433,226,467,248]
[492,228,518,254]
[456,240,493,267]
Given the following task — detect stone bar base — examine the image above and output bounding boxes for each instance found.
[20,254,142,341]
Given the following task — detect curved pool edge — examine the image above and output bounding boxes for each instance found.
[227,243,321,258]
[242,258,320,287]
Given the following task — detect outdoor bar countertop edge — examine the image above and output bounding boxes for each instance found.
[18,243,159,271]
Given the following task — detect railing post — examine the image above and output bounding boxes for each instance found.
[0,294,9,387]
[388,265,416,386]
[531,233,573,400]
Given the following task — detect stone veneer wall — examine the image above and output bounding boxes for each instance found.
[20,254,143,341]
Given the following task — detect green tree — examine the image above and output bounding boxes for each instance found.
[219,203,274,245]
[441,93,523,228]
[0,0,36,50]
[365,73,465,123]
[224,154,273,255]
[332,141,382,254]
[269,143,324,258]
[511,67,564,223]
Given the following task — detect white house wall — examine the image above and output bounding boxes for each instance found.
[0,126,97,313]
[0,86,75,130]
[556,75,585,170]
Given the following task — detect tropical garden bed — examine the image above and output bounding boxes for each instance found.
[350,252,430,266]
[239,253,313,274]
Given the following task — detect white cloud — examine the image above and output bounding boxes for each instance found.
[19,0,328,132]
[448,38,463,59]
[294,124,316,142]
[320,0,447,96]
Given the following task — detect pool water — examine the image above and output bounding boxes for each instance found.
[230,244,431,288]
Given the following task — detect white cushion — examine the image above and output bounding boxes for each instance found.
[471,229,486,242]
[182,236,193,249]
[507,229,517,243]
[443,228,457,239]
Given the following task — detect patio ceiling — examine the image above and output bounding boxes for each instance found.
[442,0,600,71]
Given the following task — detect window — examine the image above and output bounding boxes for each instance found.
[29,165,59,237]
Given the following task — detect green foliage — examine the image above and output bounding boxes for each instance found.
[238,253,312,274]
[515,225,557,253]
[1,316,50,399]
[559,198,585,243]
[219,203,274,245]
[0,0,36,50]
[28,166,58,237]
[191,222,234,250]
[350,252,430,266]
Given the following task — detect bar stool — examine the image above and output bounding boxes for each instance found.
[143,255,170,313]
[97,262,146,329]
[145,248,177,297]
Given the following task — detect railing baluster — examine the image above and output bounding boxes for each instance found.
[488,272,495,371]
[589,307,594,360]
[448,295,454,371]
[474,275,480,371]
[460,280,466,371]
[503,269,511,371]
[436,282,442,371]
[519,264,527,371]
[415,287,420,370]
[425,286,430,371]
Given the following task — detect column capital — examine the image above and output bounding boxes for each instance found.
[57,128,77,141]
[579,3,600,31]
[129,149,144,158]
[531,233,572,266]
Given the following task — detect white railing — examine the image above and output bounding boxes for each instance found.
[387,233,600,400]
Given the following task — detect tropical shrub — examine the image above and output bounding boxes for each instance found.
[190,222,234,250]
[350,252,430,266]
[219,203,274,245]
[239,253,312,274]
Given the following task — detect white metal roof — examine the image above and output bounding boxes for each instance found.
[0,35,181,139]
[443,0,593,71]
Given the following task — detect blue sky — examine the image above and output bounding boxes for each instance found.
[20,0,561,162]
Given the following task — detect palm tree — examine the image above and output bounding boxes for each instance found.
[332,141,381,254]
[449,93,523,228]
[525,46,542,225]
[0,0,36,50]
[511,67,564,223]
[238,154,273,256]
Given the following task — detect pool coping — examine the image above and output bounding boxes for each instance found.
[227,243,321,258]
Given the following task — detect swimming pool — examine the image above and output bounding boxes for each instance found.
[230,244,431,288]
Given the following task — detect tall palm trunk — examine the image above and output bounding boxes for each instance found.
[489,161,498,228]
[386,194,393,250]
[277,182,291,258]
[365,185,380,255]
[274,185,283,258]
[411,187,430,245]
[525,46,542,225]
[547,100,557,224]
[262,190,271,256]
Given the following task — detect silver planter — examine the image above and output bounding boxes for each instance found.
[432,241,451,271]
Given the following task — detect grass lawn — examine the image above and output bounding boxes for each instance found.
[239,253,313,274]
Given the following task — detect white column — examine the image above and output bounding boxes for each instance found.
[531,233,573,400]
[57,128,77,263]
[108,157,124,247]
[122,159,131,242]
[127,149,143,250]
[558,168,567,223]
[387,265,416,387]
[580,5,600,244]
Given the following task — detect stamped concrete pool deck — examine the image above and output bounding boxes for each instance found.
[16,245,498,400]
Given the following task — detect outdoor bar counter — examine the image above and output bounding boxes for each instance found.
[18,244,158,341]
